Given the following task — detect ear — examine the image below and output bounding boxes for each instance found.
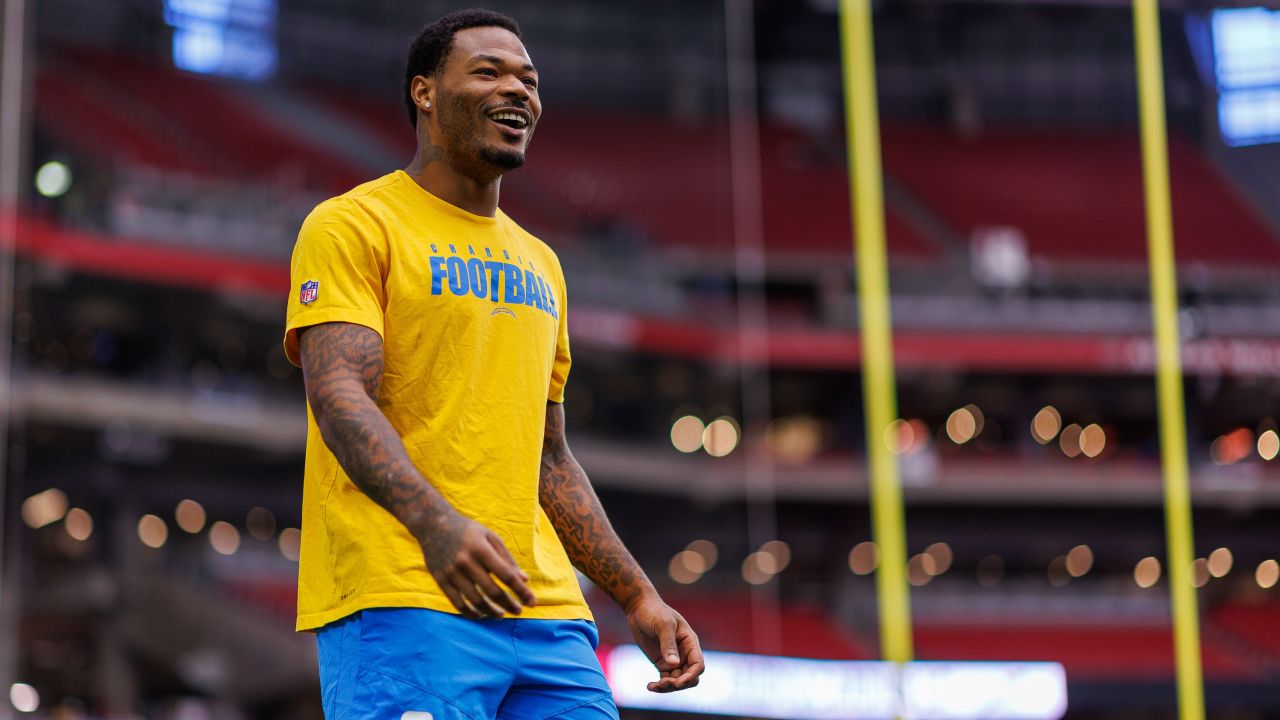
[411,75,434,115]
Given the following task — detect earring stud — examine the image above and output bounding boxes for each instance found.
[423,101,431,109]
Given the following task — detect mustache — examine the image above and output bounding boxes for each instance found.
[483,101,533,115]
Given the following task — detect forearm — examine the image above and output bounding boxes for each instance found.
[301,322,457,540]
[540,409,657,610]
[314,390,456,539]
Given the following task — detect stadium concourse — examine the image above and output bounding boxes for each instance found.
[5,0,1280,718]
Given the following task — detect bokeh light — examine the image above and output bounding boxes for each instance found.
[977,554,1005,587]
[685,539,719,570]
[1059,424,1083,458]
[669,551,704,584]
[945,407,978,444]
[1208,547,1233,578]
[670,415,705,453]
[21,488,68,529]
[246,506,277,541]
[64,508,93,542]
[1191,558,1210,588]
[1134,556,1162,588]
[1211,427,1254,465]
[848,541,877,575]
[209,521,241,555]
[765,416,821,462]
[742,552,775,585]
[1258,429,1280,460]
[703,417,739,457]
[760,540,791,572]
[175,499,207,534]
[1079,423,1106,458]
[278,527,302,562]
[35,160,72,198]
[137,514,168,549]
[9,682,39,713]
[1031,406,1062,444]
[907,553,935,586]
[924,542,953,575]
[1065,545,1093,577]
[1257,559,1279,589]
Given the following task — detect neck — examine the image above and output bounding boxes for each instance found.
[404,135,502,218]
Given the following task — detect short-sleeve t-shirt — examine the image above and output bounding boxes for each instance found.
[284,170,588,631]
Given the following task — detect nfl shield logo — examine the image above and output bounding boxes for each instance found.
[299,280,319,305]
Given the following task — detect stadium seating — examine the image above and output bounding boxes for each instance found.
[34,69,203,173]
[882,124,1280,268]
[53,46,367,188]
[38,46,1280,273]
[1210,600,1280,663]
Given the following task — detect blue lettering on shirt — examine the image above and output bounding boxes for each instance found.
[503,264,526,304]
[429,256,447,295]
[426,255,556,320]
[467,258,488,299]
[446,256,469,296]
[484,261,504,302]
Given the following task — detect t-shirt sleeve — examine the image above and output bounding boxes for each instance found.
[548,270,571,403]
[283,198,388,367]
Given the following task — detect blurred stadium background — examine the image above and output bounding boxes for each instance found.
[0,0,1279,717]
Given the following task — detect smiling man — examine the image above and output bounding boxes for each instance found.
[283,9,703,720]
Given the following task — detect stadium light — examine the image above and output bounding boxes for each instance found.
[33,161,70,198]
[175,499,206,534]
[63,508,93,542]
[278,527,301,561]
[670,415,705,453]
[137,514,168,549]
[1256,560,1279,589]
[209,521,241,555]
[8,683,37,713]
[20,488,67,529]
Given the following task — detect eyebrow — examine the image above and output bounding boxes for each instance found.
[469,54,537,73]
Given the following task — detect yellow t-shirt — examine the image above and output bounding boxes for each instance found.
[284,169,590,631]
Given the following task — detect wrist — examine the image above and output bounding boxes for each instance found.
[407,498,460,543]
[620,585,661,614]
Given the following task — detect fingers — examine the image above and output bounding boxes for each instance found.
[463,561,524,616]
[459,577,507,618]
[674,624,705,685]
[648,622,705,693]
[486,533,538,607]
[439,582,482,620]
[655,617,680,671]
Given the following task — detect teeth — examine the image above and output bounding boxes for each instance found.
[490,111,528,128]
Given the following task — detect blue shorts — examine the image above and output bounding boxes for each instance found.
[317,608,619,720]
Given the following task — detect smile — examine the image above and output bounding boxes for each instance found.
[488,111,529,129]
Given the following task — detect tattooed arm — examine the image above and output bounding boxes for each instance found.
[540,401,704,692]
[299,322,536,618]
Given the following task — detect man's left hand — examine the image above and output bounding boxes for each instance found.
[625,595,705,693]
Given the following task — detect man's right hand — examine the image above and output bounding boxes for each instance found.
[420,511,538,619]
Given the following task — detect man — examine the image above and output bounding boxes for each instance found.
[283,9,703,720]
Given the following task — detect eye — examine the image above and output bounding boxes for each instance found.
[476,67,498,77]
[523,77,538,89]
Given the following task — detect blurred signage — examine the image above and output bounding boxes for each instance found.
[1211,7,1280,146]
[603,645,1067,720]
[164,0,278,81]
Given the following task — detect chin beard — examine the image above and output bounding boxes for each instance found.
[481,145,526,170]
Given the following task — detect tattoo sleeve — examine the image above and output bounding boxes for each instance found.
[299,323,461,547]
[539,402,657,611]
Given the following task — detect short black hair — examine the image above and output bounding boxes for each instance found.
[403,9,523,128]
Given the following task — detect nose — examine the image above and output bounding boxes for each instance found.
[499,73,529,102]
